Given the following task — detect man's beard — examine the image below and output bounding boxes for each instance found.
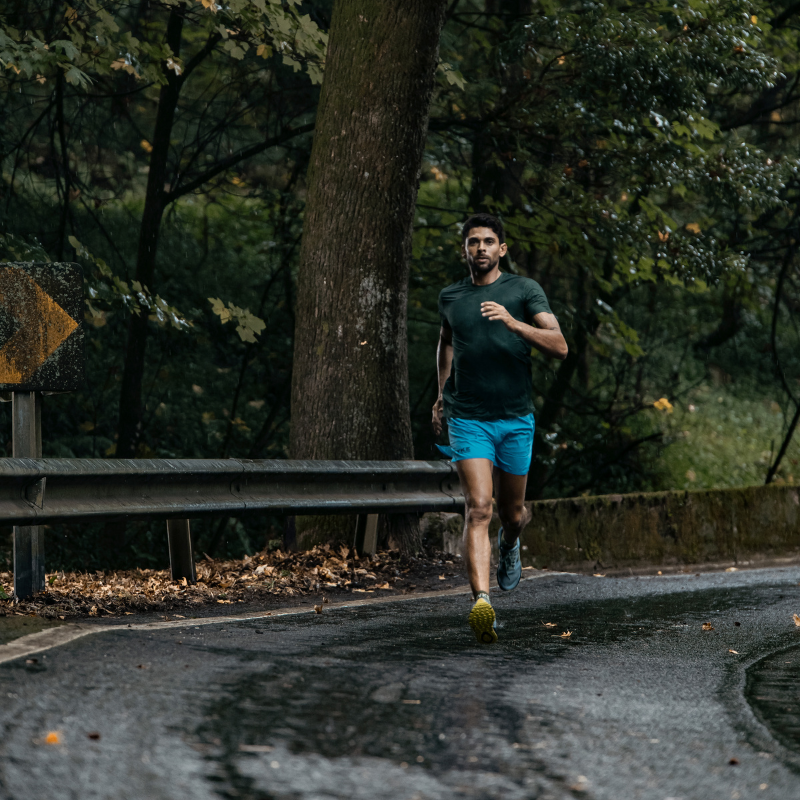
[471,255,498,273]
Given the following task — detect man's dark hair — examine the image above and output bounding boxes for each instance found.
[462,213,505,244]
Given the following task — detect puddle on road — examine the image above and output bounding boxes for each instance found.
[0,614,62,645]
[746,644,800,755]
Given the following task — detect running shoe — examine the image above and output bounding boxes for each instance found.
[496,527,521,591]
[468,597,498,644]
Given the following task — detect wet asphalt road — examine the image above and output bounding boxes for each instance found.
[2,567,800,800]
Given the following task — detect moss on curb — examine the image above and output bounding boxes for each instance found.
[426,484,800,572]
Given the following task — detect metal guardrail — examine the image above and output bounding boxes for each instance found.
[2,458,464,599]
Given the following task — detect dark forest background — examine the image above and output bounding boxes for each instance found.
[3,0,800,568]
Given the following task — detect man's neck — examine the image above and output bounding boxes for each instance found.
[470,266,502,286]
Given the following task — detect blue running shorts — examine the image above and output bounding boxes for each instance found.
[436,414,535,476]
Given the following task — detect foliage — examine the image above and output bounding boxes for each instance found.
[408,0,800,498]
[5,0,800,565]
[0,0,326,90]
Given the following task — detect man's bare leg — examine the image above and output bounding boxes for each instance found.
[495,469,531,546]
[455,458,494,597]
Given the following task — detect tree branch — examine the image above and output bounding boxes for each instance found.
[167,122,314,201]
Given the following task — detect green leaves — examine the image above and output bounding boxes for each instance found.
[69,236,192,332]
[208,297,266,343]
[0,0,327,93]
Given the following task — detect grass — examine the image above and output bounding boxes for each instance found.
[653,382,800,491]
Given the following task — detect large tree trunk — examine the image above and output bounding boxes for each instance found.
[290,0,448,551]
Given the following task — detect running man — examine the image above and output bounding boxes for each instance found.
[432,213,568,643]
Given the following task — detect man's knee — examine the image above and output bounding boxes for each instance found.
[466,497,493,526]
[499,501,526,529]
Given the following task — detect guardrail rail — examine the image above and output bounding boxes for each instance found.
[1,458,464,599]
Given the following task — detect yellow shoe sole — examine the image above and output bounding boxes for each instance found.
[468,598,498,644]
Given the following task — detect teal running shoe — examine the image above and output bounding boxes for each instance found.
[496,527,521,591]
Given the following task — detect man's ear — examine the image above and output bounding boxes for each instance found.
[499,242,508,256]
[461,243,467,259]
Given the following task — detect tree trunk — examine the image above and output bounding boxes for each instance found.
[116,9,183,458]
[290,0,448,551]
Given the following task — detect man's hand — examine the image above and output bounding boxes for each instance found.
[481,301,517,331]
[432,396,444,436]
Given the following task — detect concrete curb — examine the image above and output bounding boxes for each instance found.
[426,483,800,572]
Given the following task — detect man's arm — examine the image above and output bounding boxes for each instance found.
[432,324,453,435]
[480,303,568,360]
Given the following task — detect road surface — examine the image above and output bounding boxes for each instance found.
[2,566,800,799]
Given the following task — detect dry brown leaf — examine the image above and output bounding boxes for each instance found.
[559,630,573,638]
[313,605,323,614]
[542,621,557,628]
[0,545,455,619]
[702,622,714,631]
[728,649,739,654]
[44,732,60,745]
[592,573,606,578]
[439,575,446,580]
[793,613,800,627]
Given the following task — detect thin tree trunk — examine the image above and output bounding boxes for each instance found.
[55,71,70,262]
[290,0,448,552]
[116,8,184,458]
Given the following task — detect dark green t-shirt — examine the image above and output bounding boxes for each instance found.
[438,272,552,421]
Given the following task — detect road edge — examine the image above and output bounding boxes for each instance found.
[0,570,561,663]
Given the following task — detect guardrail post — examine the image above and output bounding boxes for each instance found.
[354,513,379,557]
[12,391,44,599]
[167,519,196,583]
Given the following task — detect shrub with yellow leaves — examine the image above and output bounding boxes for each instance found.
[653,397,674,413]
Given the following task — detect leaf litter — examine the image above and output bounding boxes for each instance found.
[0,545,464,619]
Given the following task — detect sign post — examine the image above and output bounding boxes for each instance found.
[12,391,43,598]
[0,262,83,599]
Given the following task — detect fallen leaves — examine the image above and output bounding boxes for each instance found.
[702,622,714,631]
[728,649,740,655]
[542,621,557,628]
[0,544,440,619]
[44,732,60,745]
[558,630,573,639]
[793,613,800,627]
[568,775,590,792]
[313,605,323,614]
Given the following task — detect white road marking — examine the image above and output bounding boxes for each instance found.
[0,572,563,664]
[0,623,101,666]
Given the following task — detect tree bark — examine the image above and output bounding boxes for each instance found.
[290,0,448,551]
